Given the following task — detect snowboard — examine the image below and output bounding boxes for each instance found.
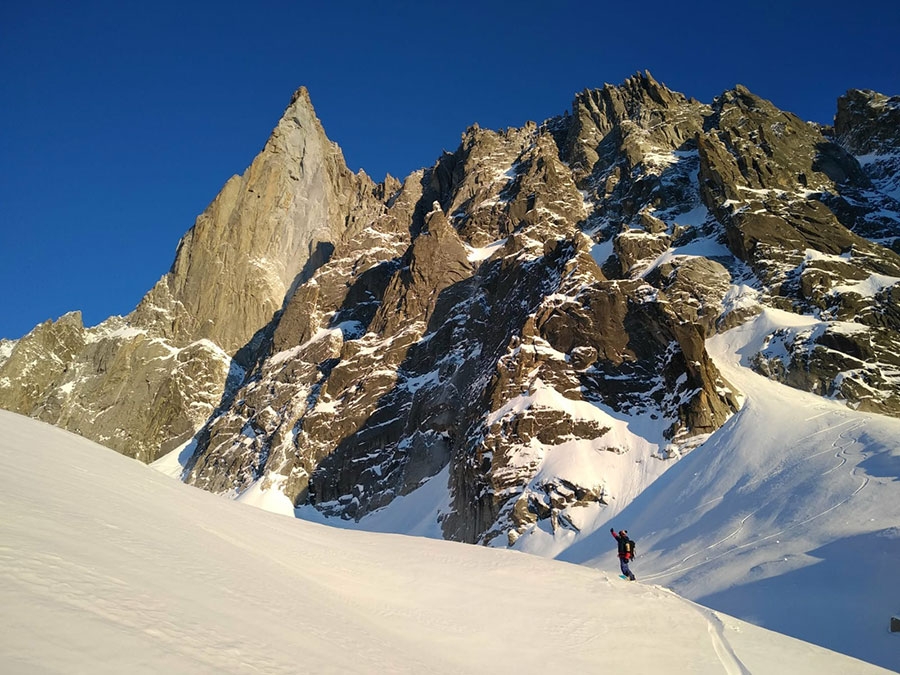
[619,574,635,581]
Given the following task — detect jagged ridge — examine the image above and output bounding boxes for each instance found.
[1,73,898,549]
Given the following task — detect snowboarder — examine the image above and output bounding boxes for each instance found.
[610,527,636,580]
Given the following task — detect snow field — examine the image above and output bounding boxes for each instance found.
[1,409,889,674]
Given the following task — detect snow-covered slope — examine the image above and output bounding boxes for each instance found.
[559,307,900,671]
[0,410,889,674]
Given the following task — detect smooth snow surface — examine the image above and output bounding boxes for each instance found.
[149,437,195,480]
[1,411,889,674]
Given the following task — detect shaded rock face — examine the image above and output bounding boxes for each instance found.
[831,89,900,254]
[835,89,900,156]
[2,73,898,545]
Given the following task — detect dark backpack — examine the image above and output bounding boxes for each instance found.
[624,539,635,557]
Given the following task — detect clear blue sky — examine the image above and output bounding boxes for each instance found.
[2,0,898,340]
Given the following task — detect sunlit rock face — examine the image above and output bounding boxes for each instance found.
[2,73,898,544]
[0,88,383,462]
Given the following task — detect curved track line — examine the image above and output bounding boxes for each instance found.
[640,415,872,582]
[642,439,870,584]
[642,468,870,582]
[706,610,751,675]
[655,586,751,675]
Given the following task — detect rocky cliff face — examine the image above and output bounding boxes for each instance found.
[0,88,383,461]
[2,73,898,547]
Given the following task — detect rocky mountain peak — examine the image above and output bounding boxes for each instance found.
[135,85,381,359]
[698,84,858,208]
[581,70,688,124]
[264,85,339,166]
[0,86,385,462]
[288,84,313,108]
[2,76,899,551]
[563,72,708,184]
[610,70,685,109]
[835,89,900,156]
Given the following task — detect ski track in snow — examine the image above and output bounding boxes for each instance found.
[640,415,872,583]
[640,509,759,582]
[654,586,751,675]
[704,610,752,675]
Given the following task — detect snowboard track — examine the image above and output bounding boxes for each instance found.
[639,417,871,583]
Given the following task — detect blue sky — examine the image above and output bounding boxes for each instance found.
[2,0,899,340]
